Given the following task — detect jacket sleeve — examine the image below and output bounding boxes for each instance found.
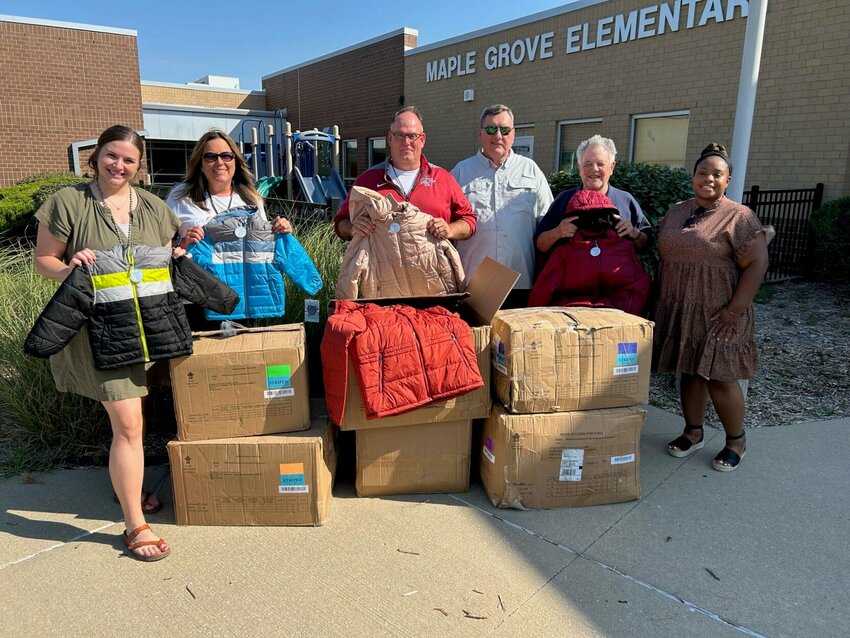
[335,244,368,300]
[447,172,477,236]
[186,237,214,271]
[275,233,323,296]
[528,249,567,307]
[24,268,93,358]
[171,256,240,315]
[439,240,466,293]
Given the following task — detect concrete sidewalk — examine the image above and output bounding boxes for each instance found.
[1,406,847,638]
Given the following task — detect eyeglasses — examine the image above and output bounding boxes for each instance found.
[390,131,424,143]
[483,125,513,136]
[202,152,236,163]
[682,206,707,228]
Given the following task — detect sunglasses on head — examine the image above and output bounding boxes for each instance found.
[203,152,236,163]
[483,125,513,136]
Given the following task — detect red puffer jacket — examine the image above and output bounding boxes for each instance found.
[529,228,652,316]
[321,301,483,424]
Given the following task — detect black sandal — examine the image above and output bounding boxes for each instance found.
[713,431,747,472]
[667,423,705,458]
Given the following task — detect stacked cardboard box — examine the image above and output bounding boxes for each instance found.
[167,324,336,525]
[333,259,518,497]
[481,307,652,509]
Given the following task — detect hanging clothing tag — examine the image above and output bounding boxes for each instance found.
[305,299,320,323]
[129,267,143,283]
[590,244,601,257]
[389,221,401,234]
[234,226,247,238]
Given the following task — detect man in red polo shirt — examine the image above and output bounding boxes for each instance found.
[334,106,476,242]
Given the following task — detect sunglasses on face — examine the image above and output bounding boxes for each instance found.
[483,125,513,136]
[390,132,424,142]
[203,152,236,163]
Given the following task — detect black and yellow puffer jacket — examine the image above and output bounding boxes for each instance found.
[24,244,239,370]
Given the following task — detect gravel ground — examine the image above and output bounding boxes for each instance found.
[648,280,850,428]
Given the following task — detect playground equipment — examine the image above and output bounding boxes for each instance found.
[241,111,347,208]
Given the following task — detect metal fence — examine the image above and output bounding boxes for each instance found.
[743,183,823,281]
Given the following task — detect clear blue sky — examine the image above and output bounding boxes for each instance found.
[0,1,577,90]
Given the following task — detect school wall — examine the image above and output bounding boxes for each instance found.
[262,29,417,175]
[0,17,144,187]
[141,83,266,110]
[403,0,850,199]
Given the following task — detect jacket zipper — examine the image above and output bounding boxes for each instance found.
[128,261,150,362]
[400,312,430,396]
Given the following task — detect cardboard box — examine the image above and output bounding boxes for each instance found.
[168,418,336,526]
[355,420,472,496]
[170,324,310,441]
[480,404,644,509]
[335,258,519,430]
[492,307,653,413]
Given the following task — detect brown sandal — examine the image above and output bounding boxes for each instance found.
[123,524,171,562]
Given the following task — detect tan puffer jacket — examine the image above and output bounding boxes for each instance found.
[335,186,466,299]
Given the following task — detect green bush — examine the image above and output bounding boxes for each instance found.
[0,240,109,477]
[809,196,850,281]
[549,161,693,226]
[548,162,693,275]
[280,222,343,395]
[0,173,86,237]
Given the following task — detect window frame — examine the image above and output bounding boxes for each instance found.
[629,110,690,167]
[555,118,602,172]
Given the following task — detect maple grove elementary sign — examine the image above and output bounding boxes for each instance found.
[424,0,749,82]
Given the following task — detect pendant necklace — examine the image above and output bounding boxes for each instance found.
[388,164,418,234]
[95,181,139,281]
[208,189,234,215]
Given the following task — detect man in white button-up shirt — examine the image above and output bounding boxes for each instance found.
[451,104,553,307]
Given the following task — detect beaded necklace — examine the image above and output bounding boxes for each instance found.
[93,181,141,282]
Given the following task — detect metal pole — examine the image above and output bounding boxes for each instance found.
[285,122,293,200]
[728,0,768,203]
[267,124,275,177]
[251,127,259,181]
[333,125,340,173]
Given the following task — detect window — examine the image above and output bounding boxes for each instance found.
[556,119,602,172]
[512,125,534,159]
[342,139,358,186]
[145,140,193,185]
[630,112,689,167]
[368,138,387,168]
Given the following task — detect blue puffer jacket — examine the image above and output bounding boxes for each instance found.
[188,206,323,320]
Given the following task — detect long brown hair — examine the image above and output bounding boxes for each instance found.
[172,129,260,210]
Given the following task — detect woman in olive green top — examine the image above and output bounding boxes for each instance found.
[34,125,182,561]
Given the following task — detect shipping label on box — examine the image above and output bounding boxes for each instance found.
[480,404,645,509]
[170,324,310,441]
[355,420,472,497]
[168,418,336,526]
[492,307,653,413]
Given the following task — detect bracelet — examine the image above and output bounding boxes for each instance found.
[725,307,744,317]
[631,228,641,240]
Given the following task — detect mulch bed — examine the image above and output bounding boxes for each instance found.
[649,280,850,428]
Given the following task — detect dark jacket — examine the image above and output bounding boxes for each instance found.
[25,245,238,370]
